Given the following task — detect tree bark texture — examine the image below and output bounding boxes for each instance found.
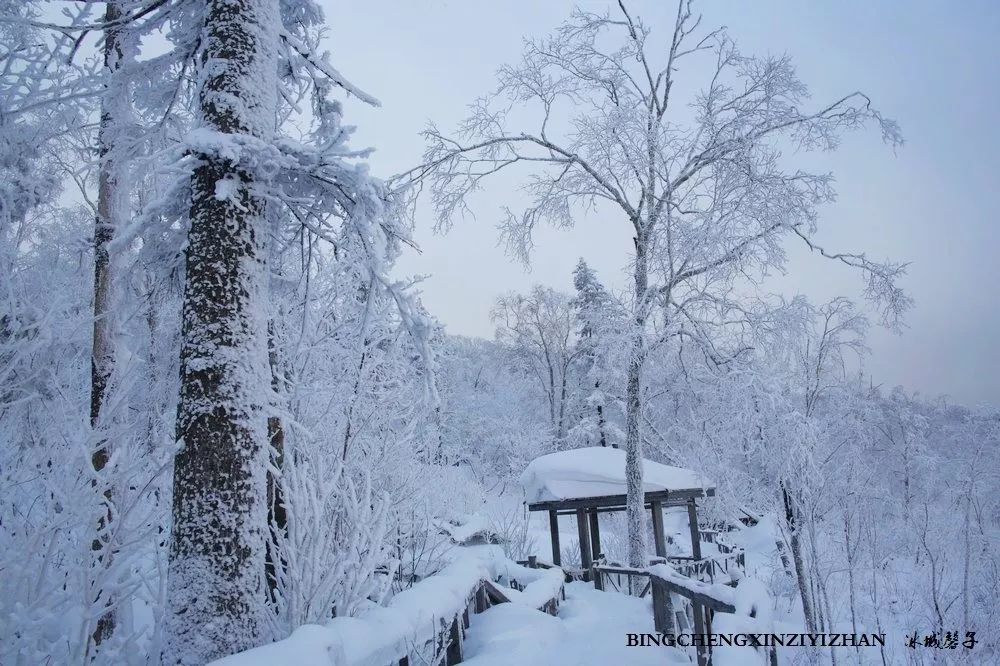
[625,230,649,568]
[165,0,280,661]
[90,0,126,650]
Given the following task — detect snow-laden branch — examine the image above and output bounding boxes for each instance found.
[280,30,380,107]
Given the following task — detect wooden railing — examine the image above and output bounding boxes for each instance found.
[399,577,489,666]
[591,562,773,666]
[517,555,592,584]
[397,558,565,666]
[666,551,745,584]
[592,565,654,597]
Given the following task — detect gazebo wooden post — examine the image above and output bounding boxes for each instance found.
[649,499,675,633]
[687,499,702,560]
[688,498,709,666]
[548,509,561,566]
[650,500,668,558]
[575,508,593,581]
[588,509,602,562]
[524,450,716,619]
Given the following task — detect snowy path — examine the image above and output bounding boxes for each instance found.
[461,582,687,665]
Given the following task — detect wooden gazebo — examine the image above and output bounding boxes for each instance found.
[520,447,715,577]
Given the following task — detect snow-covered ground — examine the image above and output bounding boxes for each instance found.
[462,581,687,665]
[210,543,567,666]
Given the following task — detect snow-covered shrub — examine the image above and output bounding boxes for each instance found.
[485,502,537,561]
[265,447,392,634]
[391,505,454,593]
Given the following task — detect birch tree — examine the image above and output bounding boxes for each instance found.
[90,0,135,646]
[421,0,908,566]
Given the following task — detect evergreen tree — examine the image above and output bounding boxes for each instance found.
[571,259,615,448]
[165,0,280,661]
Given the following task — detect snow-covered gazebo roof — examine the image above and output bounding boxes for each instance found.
[519,447,716,571]
[520,446,715,511]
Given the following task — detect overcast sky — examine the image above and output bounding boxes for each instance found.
[318,0,1000,406]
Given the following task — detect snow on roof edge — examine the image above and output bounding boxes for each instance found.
[519,446,715,504]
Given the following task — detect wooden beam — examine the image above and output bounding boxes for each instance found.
[588,509,602,561]
[483,579,511,605]
[474,582,488,613]
[527,487,715,513]
[551,500,701,517]
[445,616,462,665]
[649,500,675,632]
[651,500,668,558]
[517,557,559,570]
[651,576,676,634]
[687,499,703,560]
[548,509,561,566]
[630,565,740,616]
[658,578,736,615]
[686,498,708,666]
[593,564,647,576]
[693,605,708,666]
[576,508,593,582]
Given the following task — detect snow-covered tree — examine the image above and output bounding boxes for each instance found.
[1,2,995,665]
[422,0,908,567]
[163,0,283,661]
[570,259,625,449]
[492,285,580,447]
[435,334,548,479]
[158,0,437,660]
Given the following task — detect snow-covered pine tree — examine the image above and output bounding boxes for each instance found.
[570,259,619,449]
[164,0,280,661]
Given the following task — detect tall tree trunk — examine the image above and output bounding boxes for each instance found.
[865,516,890,666]
[808,517,837,664]
[790,530,814,630]
[962,489,972,630]
[265,322,287,606]
[89,0,126,650]
[625,230,649,568]
[556,365,568,446]
[164,0,279,661]
[783,483,816,632]
[595,380,608,447]
[546,357,557,437]
[342,346,369,462]
[843,512,860,664]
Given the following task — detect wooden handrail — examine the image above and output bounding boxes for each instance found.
[396,567,565,666]
[591,562,764,666]
[647,572,735,614]
[592,564,737,614]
